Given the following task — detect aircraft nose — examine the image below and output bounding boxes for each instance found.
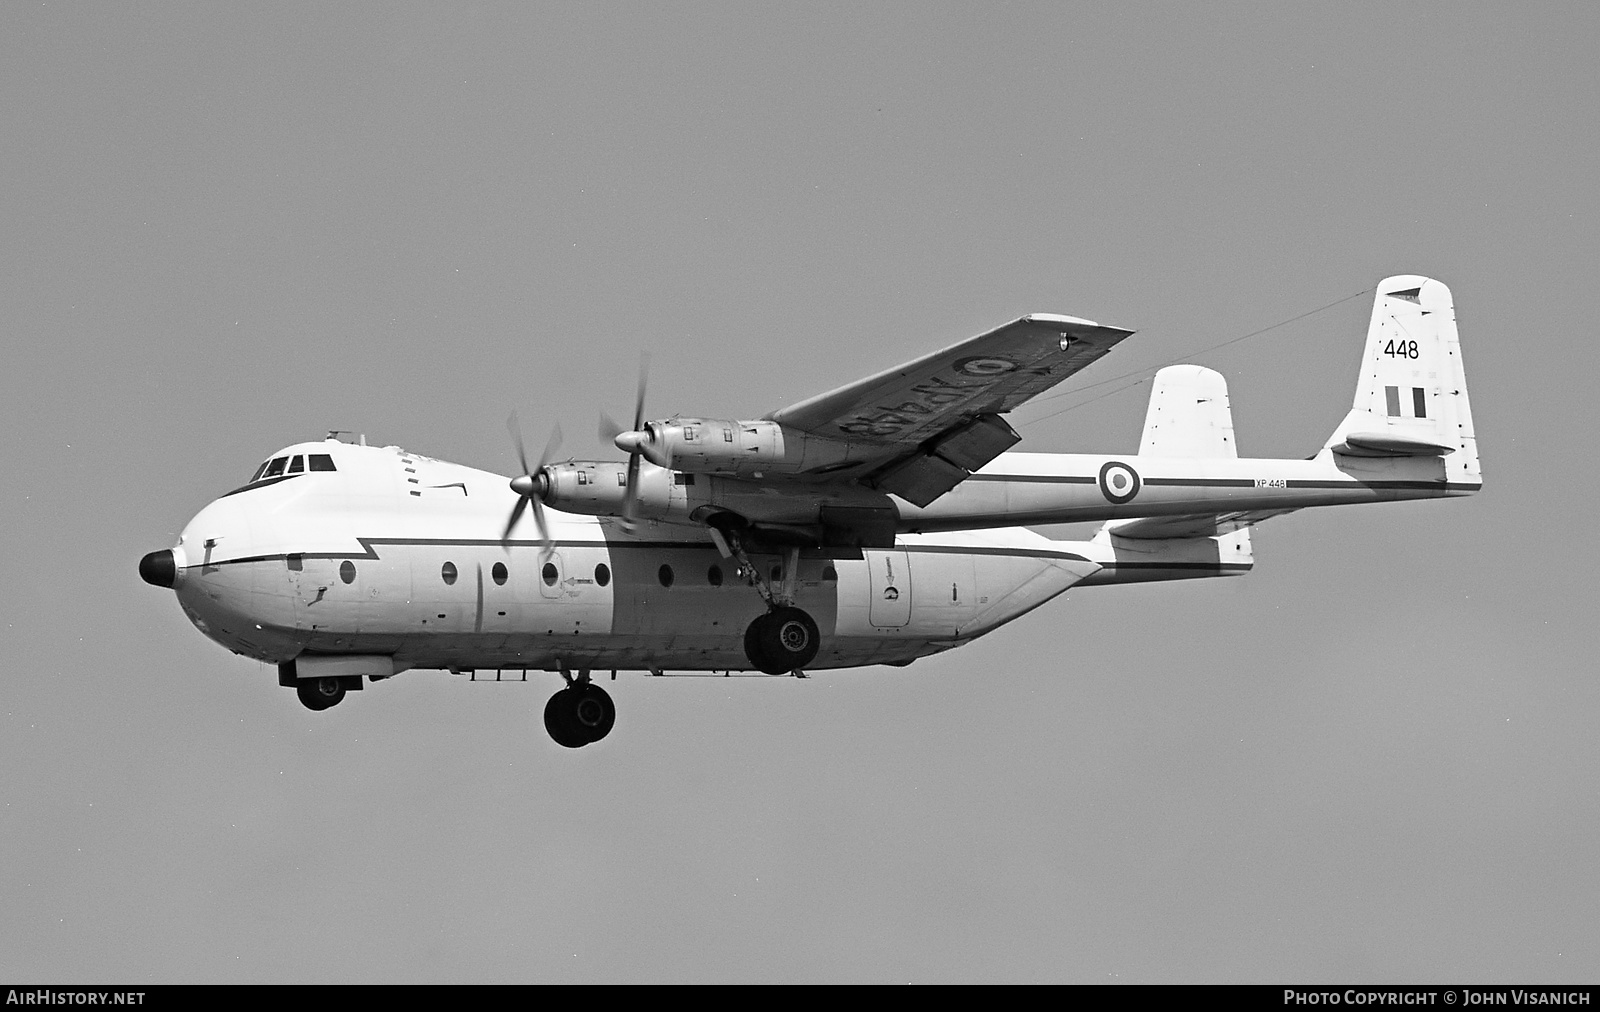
[139,549,176,588]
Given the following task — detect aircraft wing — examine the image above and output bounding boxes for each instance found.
[768,313,1133,505]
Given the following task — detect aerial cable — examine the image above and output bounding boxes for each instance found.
[1016,286,1374,428]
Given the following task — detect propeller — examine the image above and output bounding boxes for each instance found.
[598,353,652,533]
[504,412,562,557]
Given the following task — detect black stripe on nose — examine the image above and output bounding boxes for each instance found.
[139,550,176,588]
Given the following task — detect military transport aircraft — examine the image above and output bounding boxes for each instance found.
[139,275,1478,747]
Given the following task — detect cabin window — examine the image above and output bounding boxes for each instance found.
[286,455,304,474]
[339,561,356,584]
[286,554,303,572]
[264,456,289,478]
[309,454,336,472]
[594,563,610,587]
[249,461,269,482]
[658,564,674,588]
[542,562,558,586]
[492,562,508,586]
[707,564,723,587]
[441,562,458,585]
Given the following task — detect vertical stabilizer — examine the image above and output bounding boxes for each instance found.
[1325,276,1480,484]
[1138,364,1237,458]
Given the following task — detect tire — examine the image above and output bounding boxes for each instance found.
[296,677,345,711]
[744,607,820,674]
[571,684,616,742]
[544,690,589,748]
[544,685,615,747]
[744,614,778,673]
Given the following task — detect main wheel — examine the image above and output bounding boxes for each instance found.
[570,683,616,742]
[544,685,616,747]
[744,607,820,674]
[296,676,345,711]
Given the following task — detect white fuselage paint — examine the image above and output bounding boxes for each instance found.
[896,449,1480,531]
[168,441,1103,675]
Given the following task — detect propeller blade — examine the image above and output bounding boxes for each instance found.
[501,495,528,545]
[507,412,532,477]
[537,423,563,472]
[598,412,623,442]
[632,352,650,432]
[620,449,641,534]
[532,497,553,559]
[505,414,561,551]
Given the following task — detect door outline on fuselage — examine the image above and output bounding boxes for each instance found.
[868,549,912,628]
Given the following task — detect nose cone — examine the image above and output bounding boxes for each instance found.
[139,549,176,588]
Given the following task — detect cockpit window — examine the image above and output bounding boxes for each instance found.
[236,450,338,494]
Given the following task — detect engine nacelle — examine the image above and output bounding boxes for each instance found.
[537,458,896,546]
[541,460,673,517]
[648,418,785,474]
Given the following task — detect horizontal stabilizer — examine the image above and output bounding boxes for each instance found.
[1332,431,1456,457]
[1077,525,1254,585]
[1103,508,1296,540]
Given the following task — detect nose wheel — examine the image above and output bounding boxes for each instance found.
[744,606,820,675]
[544,682,616,748]
[296,676,346,711]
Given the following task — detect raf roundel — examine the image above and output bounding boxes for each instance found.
[1098,460,1141,504]
[951,356,1016,377]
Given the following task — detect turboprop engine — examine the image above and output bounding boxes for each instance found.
[616,418,786,474]
[540,459,674,518]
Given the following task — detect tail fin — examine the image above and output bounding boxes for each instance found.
[1077,364,1254,583]
[1138,364,1237,458]
[1325,276,1480,483]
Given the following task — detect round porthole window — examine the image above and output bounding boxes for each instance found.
[822,565,837,582]
[707,564,723,587]
[492,562,508,586]
[441,561,458,585]
[594,563,610,587]
[658,564,674,588]
[339,560,356,584]
[542,562,558,586]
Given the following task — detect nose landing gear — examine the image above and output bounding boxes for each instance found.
[544,675,616,748]
[296,676,347,711]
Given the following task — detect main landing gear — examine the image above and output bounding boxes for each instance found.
[714,530,821,676]
[544,671,616,748]
[744,606,820,675]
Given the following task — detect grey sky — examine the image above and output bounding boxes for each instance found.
[3,2,1597,983]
